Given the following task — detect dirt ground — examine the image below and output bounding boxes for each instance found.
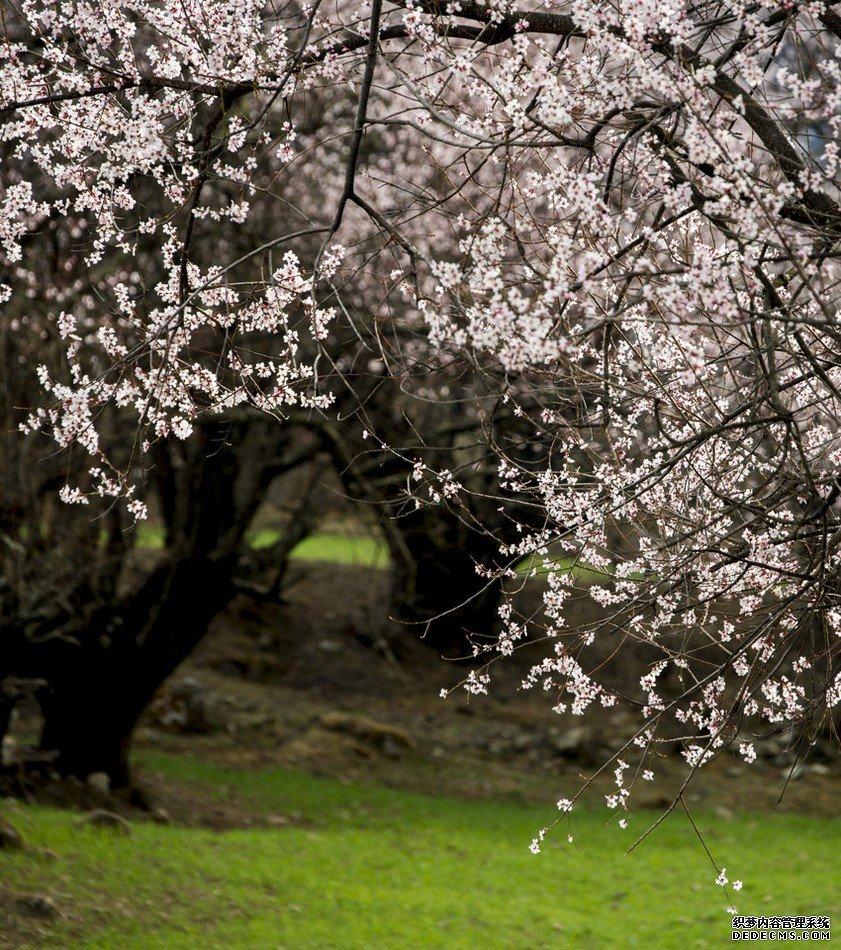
[142,562,841,821]
[5,561,839,826]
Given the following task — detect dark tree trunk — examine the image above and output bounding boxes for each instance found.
[311,420,506,657]
[38,690,135,787]
[388,507,503,658]
[29,419,314,788]
[36,554,237,787]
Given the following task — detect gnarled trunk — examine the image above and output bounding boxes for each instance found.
[31,420,314,788]
[37,554,237,786]
[39,690,135,788]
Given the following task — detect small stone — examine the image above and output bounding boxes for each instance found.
[86,772,111,796]
[75,809,131,835]
[16,894,59,919]
[150,677,232,734]
[0,817,23,850]
[151,807,170,825]
[318,712,414,750]
[227,711,271,734]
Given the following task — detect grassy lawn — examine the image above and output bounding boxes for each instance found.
[136,523,618,580]
[251,529,390,569]
[2,754,838,949]
[135,524,390,570]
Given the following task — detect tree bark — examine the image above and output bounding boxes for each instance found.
[388,507,503,657]
[36,555,236,786]
[30,419,312,788]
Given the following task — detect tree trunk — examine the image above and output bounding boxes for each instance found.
[16,420,314,788]
[389,508,503,657]
[37,554,236,787]
[310,418,513,658]
[38,687,136,787]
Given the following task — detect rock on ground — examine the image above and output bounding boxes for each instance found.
[0,818,22,850]
[74,809,131,835]
[15,894,59,919]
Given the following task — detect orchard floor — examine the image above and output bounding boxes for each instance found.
[133,559,841,819]
[2,553,840,947]
[1,753,839,949]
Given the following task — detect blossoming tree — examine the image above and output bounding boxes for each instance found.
[3,0,841,863]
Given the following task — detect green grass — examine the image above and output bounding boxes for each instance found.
[135,524,391,569]
[135,524,614,581]
[2,754,838,948]
[252,529,391,569]
[514,553,613,583]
